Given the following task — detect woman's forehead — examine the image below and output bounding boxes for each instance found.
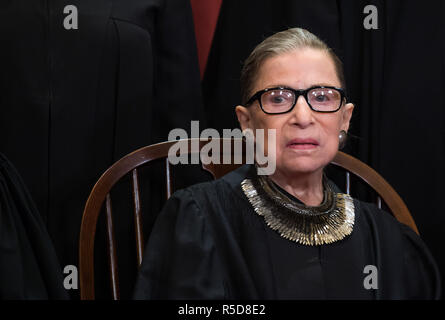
[254,49,340,91]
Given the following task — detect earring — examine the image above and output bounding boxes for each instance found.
[338,130,347,149]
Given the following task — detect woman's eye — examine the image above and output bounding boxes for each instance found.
[272,96,286,103]
[315,95,329,102]
[268,91,292,104]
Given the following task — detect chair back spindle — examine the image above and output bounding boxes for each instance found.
[105,194,120,300]
[165,158,172,200]
[376,195,382,209]
[131,169,144,267]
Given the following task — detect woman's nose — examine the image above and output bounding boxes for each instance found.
[290,95,314,127]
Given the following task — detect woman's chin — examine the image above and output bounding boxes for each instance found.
[275,147,337,176]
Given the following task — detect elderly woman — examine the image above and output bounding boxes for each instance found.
[133,28,441,299]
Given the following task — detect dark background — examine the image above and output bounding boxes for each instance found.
[0,0,443,298]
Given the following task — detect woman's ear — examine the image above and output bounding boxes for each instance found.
[235,105,252,131]
[341,103,354,132]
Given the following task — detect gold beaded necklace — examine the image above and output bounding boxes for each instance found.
[241,175,355,246]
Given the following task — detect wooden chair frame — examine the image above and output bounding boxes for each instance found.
[79,138,418,300]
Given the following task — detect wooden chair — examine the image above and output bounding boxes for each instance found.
[79,138,418,300]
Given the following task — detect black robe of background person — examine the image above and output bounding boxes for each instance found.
[0,0,206,298]
[133,165,441,299]
[201,0,445,295]
[0,153,68,299]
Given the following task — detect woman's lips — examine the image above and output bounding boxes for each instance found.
[286,138,319,150]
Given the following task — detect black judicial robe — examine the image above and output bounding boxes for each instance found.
[0,0,204,297]
[0,153,67,299]
[133,165,441,299]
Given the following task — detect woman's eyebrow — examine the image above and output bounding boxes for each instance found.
[309,82,339,88]
[266,83,339,90]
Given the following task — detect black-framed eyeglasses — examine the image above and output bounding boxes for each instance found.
[245,86,346,114]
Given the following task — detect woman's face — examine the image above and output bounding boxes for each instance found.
[236,48,354,178]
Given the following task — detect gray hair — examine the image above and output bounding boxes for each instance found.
[240,28,346,105]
